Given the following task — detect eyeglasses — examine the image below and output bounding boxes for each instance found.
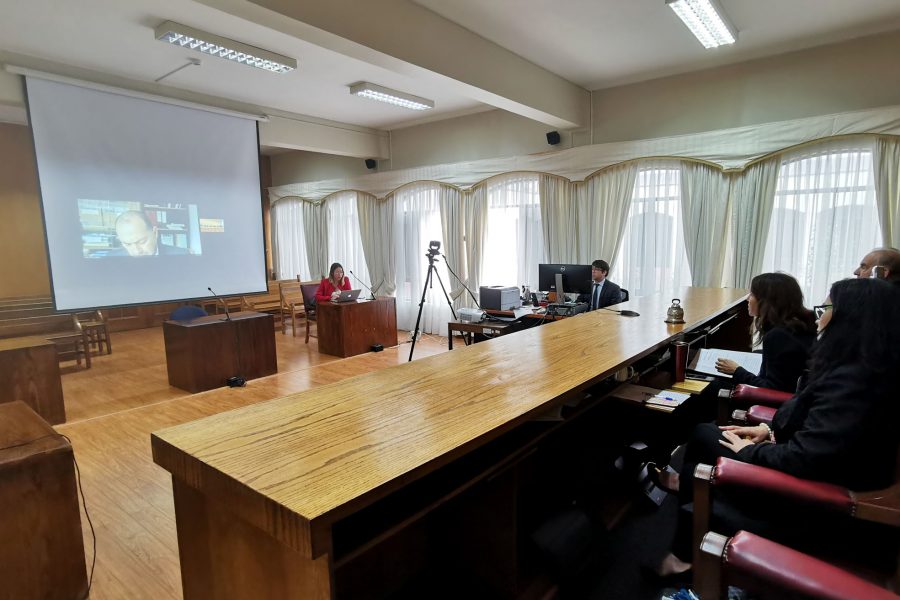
[813,304,833,319]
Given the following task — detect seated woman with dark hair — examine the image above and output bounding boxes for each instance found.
[656,277,900,577]
[315,262,351,303]
[713,272,817,392]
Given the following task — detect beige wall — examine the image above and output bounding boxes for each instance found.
[591,30,900,143]
[387,110,585,171]
[270,150,375,186]
[0,123,51,297]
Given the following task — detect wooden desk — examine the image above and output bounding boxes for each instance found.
[162,311,277,393]
[447,319,509,349]
[153,288,747,599]
[0,402,87,599]
[316,297,398,357]
[0,337,65,424]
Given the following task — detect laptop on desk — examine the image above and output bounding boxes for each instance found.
[334,289,362,303]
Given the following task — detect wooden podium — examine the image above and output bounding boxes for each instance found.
[0,337,65,424]
[163,311,277,393]
[316,297,398,358]
[0,402,87,599]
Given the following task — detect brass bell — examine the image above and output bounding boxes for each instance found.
[665,298,685,324]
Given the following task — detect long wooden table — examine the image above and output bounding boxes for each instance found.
[152,288,748,599]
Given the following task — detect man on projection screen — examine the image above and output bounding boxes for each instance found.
[112,210,189,257]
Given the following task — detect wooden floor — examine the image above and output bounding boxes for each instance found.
[56,327,450,599]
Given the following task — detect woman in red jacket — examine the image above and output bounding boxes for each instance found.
[315,262,351,303]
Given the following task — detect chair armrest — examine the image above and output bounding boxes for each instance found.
[702,530,899,600]
[731,384,793,406]
[702,458,853,513]
[745,405,776,426]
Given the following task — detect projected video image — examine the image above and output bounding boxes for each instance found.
[79,199,203,257]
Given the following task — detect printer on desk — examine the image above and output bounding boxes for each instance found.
[479,286,522,311]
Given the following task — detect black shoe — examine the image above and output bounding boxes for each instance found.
[640,462,680,495]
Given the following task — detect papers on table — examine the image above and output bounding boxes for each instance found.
[612,384,692,413]
[690,348,762,379]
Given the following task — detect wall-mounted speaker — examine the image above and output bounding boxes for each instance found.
[546,131,561,145]
[365,158,377,169]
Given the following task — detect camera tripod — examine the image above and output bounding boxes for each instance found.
[408,250,457,362]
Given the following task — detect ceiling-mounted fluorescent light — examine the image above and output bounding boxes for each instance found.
[666,0,736,49]
[349,82,434,111]
[155,21,297,73]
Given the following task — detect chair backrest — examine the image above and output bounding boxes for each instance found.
[170,305,208,321]
[300,283,318,313]
[620,288,629,303]
[280,281,303,307]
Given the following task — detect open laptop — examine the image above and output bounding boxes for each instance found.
[334,289,362,303]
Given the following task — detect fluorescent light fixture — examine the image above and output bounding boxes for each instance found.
[666,0,736,49]
[349,82,434,111]
[155,21,296,73]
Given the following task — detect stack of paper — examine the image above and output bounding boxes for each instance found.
[689,348,762,379]
[645,390,691,412]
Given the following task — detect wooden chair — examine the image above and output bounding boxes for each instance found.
[300,282,319,343]
[0,314,91,368]
[76,309,111,355]
[279,281,306,336]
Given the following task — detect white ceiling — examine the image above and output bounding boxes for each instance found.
[2,0,900,137]
[414,0,900,90]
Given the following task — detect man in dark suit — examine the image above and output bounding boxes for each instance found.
[111,210,189,256]
[587,259,622,311]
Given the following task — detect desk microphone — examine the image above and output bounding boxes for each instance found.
[348,270,376,300]
[207,286,232,321]
[602,307,640,317]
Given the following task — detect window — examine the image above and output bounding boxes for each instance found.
[616,164,691,297]
[271,198,311,281]
[481,174,543,289]
[761,144,880,303]
[325,191,370,287]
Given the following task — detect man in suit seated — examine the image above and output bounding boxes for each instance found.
[854,247,900,283]
[112,210,189,256]
[585,259,622,311]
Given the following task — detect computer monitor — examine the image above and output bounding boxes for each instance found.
[537,263,593,295]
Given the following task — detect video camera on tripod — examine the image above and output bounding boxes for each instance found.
[426,240,441,258]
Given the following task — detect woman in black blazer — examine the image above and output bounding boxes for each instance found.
[714,272,816,392]
[656,277,900,577]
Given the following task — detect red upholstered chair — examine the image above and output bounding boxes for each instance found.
[698,530,900,600]
[719,384,793,425]
[692,457,900,599]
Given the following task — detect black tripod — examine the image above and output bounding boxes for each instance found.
[408,248,457,362]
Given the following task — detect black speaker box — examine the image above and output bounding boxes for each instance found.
[365,158,377,169]
[546,131,561,145]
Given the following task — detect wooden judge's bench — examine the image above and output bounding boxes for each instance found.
[316,297,398,358]
[152,288,750,599]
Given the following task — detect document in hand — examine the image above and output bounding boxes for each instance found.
[689,348,762,378]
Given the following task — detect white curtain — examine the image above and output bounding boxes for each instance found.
[482,174,544,290]
[357,193,396,296]
[393,183,454,334]
[578,162,641,266]
[464,186,488,307]
[270,199,312,281]
[680,162,731,287]
[301,201,329,279]
[728,159,780,288]
[438,185,470,307]
[325,191,371,289]
[539,175,578,263]
[615,162,692,298]
[873,137,900,247]
[761,140,881,303]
